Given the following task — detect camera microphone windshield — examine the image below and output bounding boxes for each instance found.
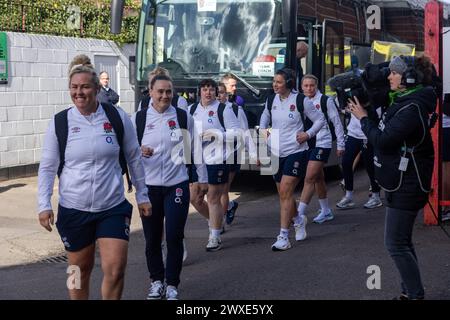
[328,71,368,109]
[328,71,361,92]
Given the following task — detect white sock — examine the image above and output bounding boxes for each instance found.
[345,191,353,199]
[318,198,330,212]
[211,229,221,238]
[372,192,380,199]
[280,228,289,238]
[297,202,308,216]
[227,201,233,210]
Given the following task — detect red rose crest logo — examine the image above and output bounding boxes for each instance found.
[290,105,296,112]
[168,120,177,130]
[315,104,321,110]
[103,122,113,133]
[208,111,214,117]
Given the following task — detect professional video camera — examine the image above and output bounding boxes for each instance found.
[328,61,391,111]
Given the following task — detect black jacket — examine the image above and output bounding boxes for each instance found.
[98,86,120,106]
[360,86,436,211]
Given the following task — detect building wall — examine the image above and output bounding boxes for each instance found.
[298,0,425,49]
[0,32,135,179]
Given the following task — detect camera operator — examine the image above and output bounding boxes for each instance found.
[349,55,436,300]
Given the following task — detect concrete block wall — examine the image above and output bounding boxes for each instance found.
[0,32,136,179]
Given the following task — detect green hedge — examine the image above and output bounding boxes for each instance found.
[0,0,140,45]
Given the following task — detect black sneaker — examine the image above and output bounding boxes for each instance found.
[392,294,409,300]
[146,280,165,300]
[226,201,239,225]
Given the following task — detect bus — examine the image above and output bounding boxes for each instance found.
[110,0,348,168]
[111,0,449,168]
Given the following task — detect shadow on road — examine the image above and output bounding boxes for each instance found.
[0,183,27,194]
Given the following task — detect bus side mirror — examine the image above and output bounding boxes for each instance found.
[111,0,125,34]
[281,0,296,33]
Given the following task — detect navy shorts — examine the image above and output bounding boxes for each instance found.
[56,200,133,252]
[308,147,331,163]
[190,163,229,185]
[228,163,241,174]
[444,128,450,161]
[273,150,308,183]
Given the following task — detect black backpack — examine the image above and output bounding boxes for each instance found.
[318,94,337,141]
[189,102,238,130]
[54,103,132,192]
[265,93,316,148]
[135,105,188,146]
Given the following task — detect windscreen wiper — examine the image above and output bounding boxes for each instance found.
[229,72,261,97]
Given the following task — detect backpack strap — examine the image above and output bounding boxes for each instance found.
[296,93,307,126]
[217,103,226,130]
[189,102,199,116]
[296,93,316,148]
[231,102,239,117]
[172,94,180,107]
[102,103,132,193]
[265,94,276,126]
[320,94,330,123]
[54,108,70,178]
[135,107,147,146]
[320,94,338,141]
[141,94,151,110]
[175,107,188,130]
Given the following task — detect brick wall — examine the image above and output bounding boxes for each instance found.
[298,0,425,49]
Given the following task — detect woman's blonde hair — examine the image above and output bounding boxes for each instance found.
[68,54,99,88]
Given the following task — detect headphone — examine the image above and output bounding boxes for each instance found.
[276,68,295,89]
[400,56,423,88]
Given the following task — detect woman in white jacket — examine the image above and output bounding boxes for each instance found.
[133,74,193,300]
[37,55,151,300]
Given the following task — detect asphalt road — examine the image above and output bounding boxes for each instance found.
[1,170,449,300]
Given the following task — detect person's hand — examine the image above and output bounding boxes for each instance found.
[201,131,218,141]
[141,146,154,158]
[38,210,54,232]
[256,159,261,167]
[296,131,309,144]
[347,96,368,120]
[336,149,344,157]
[138,202,152,217]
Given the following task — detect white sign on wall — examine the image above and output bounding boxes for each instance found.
[252,62,275,77]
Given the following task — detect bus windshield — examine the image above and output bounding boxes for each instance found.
[138,0,285,81]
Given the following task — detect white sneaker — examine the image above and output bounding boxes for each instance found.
[206,236,222,252]
[271,235,292,251]
[146,280,164,300]
[364,196,383,209]
[165,285,179,300]
[336,197,355,209]
[313,209,334,224]
[294,215,307,241]
[182,239,188,262]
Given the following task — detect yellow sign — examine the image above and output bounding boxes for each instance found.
[372,40,415,64]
